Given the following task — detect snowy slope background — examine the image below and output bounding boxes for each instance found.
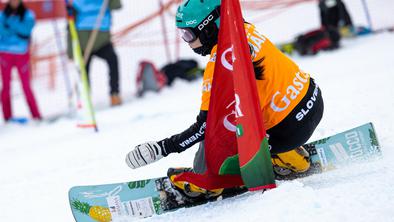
[1,0,394,221]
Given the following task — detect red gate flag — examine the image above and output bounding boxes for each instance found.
[173,0,276,191]
[224,0,276,190]
[173,17,245,189]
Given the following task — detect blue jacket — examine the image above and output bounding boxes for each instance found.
[0,9,35,54]
[72,0,112,32]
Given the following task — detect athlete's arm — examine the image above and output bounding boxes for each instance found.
[160,110,208,155]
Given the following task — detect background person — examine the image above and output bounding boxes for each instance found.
[67,0,122,106]
[0,0,41,122]
[319,0,355,40]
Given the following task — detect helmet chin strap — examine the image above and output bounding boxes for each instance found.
[193,45,213,56]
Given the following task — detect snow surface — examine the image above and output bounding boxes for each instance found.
[1,1,394,222]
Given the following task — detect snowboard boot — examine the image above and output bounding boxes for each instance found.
[271,146,311,179]
[167,168,224,200]
[110,94,122,107]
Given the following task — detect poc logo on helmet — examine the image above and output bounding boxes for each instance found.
[186,20,197,25]
[198,14,214,31]
[176,12,183,19]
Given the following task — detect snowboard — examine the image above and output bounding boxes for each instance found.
[69,122,381,222]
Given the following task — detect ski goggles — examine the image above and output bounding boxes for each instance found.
[179,7,220,43]
[179,28,198,43]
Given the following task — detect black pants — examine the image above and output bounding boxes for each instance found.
[267,78,324,154]
[86,43,120,95]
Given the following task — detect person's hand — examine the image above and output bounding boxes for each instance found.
[66,3,75,17]
[125,141,164,169]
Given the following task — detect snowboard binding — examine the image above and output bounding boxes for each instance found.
[166,168,247,205]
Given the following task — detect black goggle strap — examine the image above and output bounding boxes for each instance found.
[180,6,220,43]
[196,6,220,31]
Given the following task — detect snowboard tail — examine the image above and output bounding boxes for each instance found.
[69,122,381,221]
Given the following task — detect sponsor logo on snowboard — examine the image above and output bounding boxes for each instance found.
[128,180,151,189]
[345,130,365,161]
[329,143,350,162]
[317,147,328,168]
[107,195,124,218]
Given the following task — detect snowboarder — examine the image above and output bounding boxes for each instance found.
[0,0,42,122]
[126,0,324,197]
